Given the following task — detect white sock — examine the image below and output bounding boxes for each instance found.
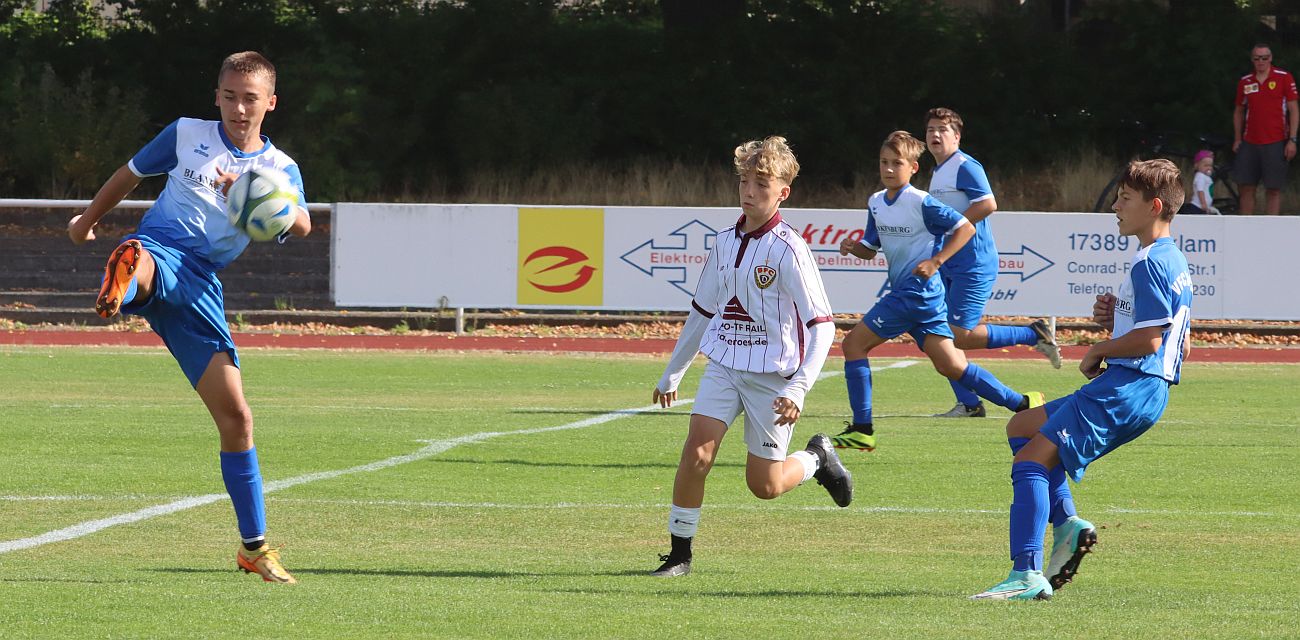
[668,504,700,538]
[790,450,819,484]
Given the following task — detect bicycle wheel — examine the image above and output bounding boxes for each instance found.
[1093,172,1123,212]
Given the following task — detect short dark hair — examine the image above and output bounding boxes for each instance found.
[1121,159,1183,220]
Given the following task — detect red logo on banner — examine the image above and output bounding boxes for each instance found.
[524,246,597,293]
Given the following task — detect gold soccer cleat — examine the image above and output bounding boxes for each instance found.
[237,544,297,584]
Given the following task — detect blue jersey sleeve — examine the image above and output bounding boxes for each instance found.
[861,209,881,250]
[129,120,180,177]
[282,163,308,207]
[920,195,968,235]
[1130,259,1174,329]
[955,160,993,202]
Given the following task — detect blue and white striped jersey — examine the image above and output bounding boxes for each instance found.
[928,150,996,278]
[1106,237,1192,383]
[859,185,969,297]
[128,118,307,270]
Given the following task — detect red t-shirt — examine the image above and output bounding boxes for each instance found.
[1236,67,1299,145]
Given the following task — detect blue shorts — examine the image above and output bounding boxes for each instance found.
[942,269,995,330]
[861,288,953,349]
[1040,366,1170,483]
[118,234,238,387]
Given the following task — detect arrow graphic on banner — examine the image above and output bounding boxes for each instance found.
[620,220,718,296]
[998,245,1054,281]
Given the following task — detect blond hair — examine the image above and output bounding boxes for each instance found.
[882,130,924,162]
[1121,159,1184,220]
[734,136,800,184]
[218,51,277,92]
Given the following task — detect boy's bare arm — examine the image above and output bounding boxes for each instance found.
[961,197,997,224]
[915,222,972,278]
[838,237,876,260]
[1079,325,1163,379]
[68,164,142,244]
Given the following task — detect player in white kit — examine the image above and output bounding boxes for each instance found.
[649,136,852,578]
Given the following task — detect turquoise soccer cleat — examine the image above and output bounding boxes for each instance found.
[970,569,1053,601]
[1047,516,1097,590]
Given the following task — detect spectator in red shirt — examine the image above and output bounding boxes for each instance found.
[1233,43,1299,215]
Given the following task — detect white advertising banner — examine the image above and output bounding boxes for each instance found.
[333,204,1298,320]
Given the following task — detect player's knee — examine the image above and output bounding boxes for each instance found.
[932,360,965,380]
[952,333,979,350]
[678,447,714,476]
[217,404,254,437]
[1006,411,1040,439]
[746,477,781,500]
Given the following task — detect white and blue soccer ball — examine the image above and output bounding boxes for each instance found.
[226,167,299,242]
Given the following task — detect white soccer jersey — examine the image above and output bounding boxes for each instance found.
[129,117,307,270]
[859,185,969,295]
[1107,237,1192,383]
[691,213,834,376]
[928,150,997,276]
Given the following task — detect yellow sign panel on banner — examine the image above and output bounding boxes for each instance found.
[517,208,604,306]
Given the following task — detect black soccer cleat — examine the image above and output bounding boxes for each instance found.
[650,554,691,577]
[806,433,853,507]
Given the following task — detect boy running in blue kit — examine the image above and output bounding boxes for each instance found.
[66,52,309,583]
[831,132,1042,452]
[923,108,1061,420]
[971,159,1192,601]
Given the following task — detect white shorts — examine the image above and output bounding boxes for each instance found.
[692,359,795,460]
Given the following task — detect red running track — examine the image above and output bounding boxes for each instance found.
[2,330,1297,363]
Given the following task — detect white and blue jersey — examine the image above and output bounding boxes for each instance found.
[928,151,996,279]
[859,184,970,297]
[1105,237,1193,383]
[1039,236,1192,481]
[129,118,307,270]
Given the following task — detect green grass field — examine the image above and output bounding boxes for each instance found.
[1,346,1297,639]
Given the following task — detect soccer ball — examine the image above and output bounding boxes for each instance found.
[225,167,299,242]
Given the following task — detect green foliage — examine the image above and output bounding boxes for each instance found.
[0,0,1288,200]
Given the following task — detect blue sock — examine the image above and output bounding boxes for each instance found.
[949,378,981,408]
[220,448,267,543]
[123,276,138,305]
[1008,437,1030,456]
[1010,461,1050,572]
[844,359,873,425]
[986,324,1038,349]
[1049,465,1077,527]
[958,363,1024,411]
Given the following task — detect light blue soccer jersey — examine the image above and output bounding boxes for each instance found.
[129,118,307,270]
[1106,237,1192,383]
[927,150,996,278]
[859,185,970,296]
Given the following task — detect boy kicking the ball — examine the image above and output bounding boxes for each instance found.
[971,159,1192,601]
[66,51,310,584]
[650,136,851,577]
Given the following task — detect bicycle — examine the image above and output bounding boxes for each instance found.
[1092,128,1239,214]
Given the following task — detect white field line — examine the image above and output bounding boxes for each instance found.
[0,363,909,554]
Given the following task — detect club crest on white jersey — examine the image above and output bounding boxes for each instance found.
[690,212,833,375]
